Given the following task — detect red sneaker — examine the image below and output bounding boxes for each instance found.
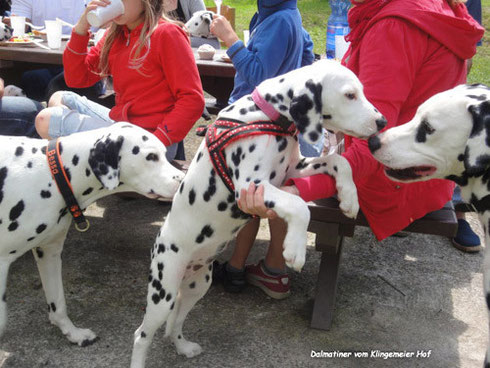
[245,260,290,299]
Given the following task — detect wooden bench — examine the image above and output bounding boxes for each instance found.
[306,198,458,330]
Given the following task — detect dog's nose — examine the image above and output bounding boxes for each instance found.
[368,135,382,153]
[376,117,387,131]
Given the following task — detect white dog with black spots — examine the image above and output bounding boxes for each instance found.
[130,59,387,367]
[0,123,183,346]
[368,83,490,368]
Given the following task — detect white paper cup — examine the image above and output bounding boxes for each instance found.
[45,20,62,49]
[87,0,125,28]
[10,16,26,37]
[243,30,249,46]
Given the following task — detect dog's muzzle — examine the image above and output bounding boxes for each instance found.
[376,117,387,132]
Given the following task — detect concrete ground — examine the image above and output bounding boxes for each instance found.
[0,122,487,368]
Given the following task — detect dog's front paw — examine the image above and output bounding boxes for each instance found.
[283,243,306,272]
[66,328,98,347]
[174,339,203,358]
[337,183,359,219]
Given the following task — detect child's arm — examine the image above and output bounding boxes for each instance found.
[153,25,205,146]
[62,0,108,88]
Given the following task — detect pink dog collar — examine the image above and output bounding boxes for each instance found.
[251,89,280,121]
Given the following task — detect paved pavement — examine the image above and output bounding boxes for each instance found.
[0,194,486,368]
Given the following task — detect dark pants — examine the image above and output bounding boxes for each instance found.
[0,96,43,138]
[21,68,104,102]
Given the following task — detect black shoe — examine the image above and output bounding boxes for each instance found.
[212,261,246,293]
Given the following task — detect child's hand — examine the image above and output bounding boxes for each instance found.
[74,0,111,36]
[210,15,239,48]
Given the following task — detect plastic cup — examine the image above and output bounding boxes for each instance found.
[243,30,249,46]
[45,20,62,49]
[87,0,125,28]
[10,16,26,37]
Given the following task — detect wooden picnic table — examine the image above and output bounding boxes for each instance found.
[0,40,235,108]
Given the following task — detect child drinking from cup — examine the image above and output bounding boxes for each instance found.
[35,0,205,160]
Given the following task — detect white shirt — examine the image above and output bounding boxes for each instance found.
[11,0,86,34]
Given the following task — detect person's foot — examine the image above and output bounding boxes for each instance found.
[212,261,246,293]
[245,260,290,300]
[452,219,482,253]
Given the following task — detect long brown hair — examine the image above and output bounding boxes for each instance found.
[98,0,183,76]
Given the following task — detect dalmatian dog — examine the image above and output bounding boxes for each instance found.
[3,85,26,97]
[0,122,183,346]
[130,59,387,367]
[0,21,12,41]
[368,83,490,367]
[185,10,214,38]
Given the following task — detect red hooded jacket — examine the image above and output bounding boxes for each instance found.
[290,0,484,240]
[64,21,205,146]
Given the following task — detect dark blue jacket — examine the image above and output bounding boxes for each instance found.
[226,0,314,104]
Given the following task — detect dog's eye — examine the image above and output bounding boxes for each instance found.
[345,93,356,100]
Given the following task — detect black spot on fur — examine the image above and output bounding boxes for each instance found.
[458,154,465,162]
[295,159,308,170]
[279,78,285,83]
[270,171,276,180]
[27,161,33,169]
[196,151,203,162]
[234,169,240,180]
[152,293,160,304]
[32,147,38,154]
[64,166,72,182]
[224,104,235,112]
[72,155,79,166]
[8,222,18,231]
[142,135,149,141]
[41,146,47,154]
[277,137,288,152]
[157,243,166,254]
[313,163,321,170]
[15,146,23,156]
[36,247,43,258]
[189,189,196,205]
[218,202,228,211]
[50,302,56,312]
[171,244,179,253]
[10,200,24,221]
[36,224,47,234]
[196,225,214,243]
[249,144,256,153]
[290,94,313,133]
[146,153,159,161]
[415,119,435,143]
[41,190,51,199]
[205,275,210,282]
[27,237,35,241]
[254,165,260,171]
[141,332,146,338]
[85,168,91,177]
[83,187,94,196]
[265,201,275,209]
[308,131,319,142]
[2,293,5,302]
[239,108,247,115]
[305,80,323,113]
[165,293,172,302]
[132,146,140,155]
[231,147,242,167]
[9,250,16,254]
[179,181,185,194]
[189,282,196,289]
[88,135,123,185]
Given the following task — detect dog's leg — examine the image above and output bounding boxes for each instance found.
[0,259,11,337]
[165,263,213,357]
[131,250,189,368]
[33,236,97,346]
[483,225,490,366]
[287,153,359,218]
[239,182,310,271]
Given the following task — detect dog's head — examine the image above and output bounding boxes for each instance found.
[185,10,214,38]
[88,123,184,199]
[369,84,490,183]
[256,59,386,145]
[0,22,12,42]
[4,85,26,97]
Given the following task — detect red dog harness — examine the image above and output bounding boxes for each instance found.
[198,90,297,194]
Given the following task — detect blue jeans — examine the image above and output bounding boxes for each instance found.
[0,96,43,138]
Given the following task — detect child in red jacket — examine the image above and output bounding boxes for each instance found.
[35,0,205,160]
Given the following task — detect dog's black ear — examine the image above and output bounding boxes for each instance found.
[88,134,124,190]
[464,101,490,176]
[289,79,324,145]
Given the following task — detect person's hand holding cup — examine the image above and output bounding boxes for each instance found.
[74,0,113,36]
[87,0,125,28]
